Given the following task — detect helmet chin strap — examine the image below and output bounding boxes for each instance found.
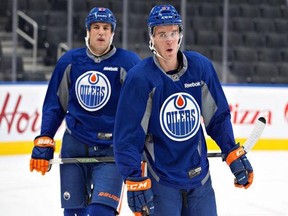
[85,30,114,57]
[149,33,183,62]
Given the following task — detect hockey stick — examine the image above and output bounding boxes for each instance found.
[49,117,266,164]
[207,116,266,157]
[49,156,115,164]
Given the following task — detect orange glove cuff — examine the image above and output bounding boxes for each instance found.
[126,178,152,192]
[34,136,55,150]
[226,146,245,166]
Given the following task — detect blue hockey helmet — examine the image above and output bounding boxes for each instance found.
[85,7,116,32]
[147,4,182,35]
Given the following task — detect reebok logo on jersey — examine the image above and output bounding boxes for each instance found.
[103,66,118,71]
[184,81,201,88]
[160,92,201,141]
[75,71,111,111]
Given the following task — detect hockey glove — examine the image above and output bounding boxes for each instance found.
[126,177,154,216]
[225,144,254,189]
[30,136,55,175]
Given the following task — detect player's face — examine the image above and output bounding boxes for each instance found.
[153,25,180,60]
[88,22,113,55]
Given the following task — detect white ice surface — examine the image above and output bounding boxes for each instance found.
[0,151,288,216]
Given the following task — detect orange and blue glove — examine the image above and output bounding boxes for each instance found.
[126,177,154,216]
[225,144,254,189]
[30,136,55,175]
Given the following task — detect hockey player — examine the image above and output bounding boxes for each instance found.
[114,4,254,216]
[30,7,141,216]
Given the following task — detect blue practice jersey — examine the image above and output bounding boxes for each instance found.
[114,51,237,189]
[40,46,141,146]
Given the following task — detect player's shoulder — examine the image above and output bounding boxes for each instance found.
[183,50,210,62]
[183,50,213,68]
[136,56,153,67]
[126,57,154,81]
[58,47,86,62]
[129,56,153,72]
[115,47,141,60]
[124,57,154,89]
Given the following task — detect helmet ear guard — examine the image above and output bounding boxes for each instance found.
[149,38,157,55]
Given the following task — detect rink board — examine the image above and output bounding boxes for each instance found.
[0,138,287,155]
[1,83,288,155]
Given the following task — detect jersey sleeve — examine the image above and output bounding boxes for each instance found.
[200,58,236,155]
[114,70,149,180]
[40,58,71,138]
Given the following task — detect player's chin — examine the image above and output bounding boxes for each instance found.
[96,43,109,50]
[164,51,177,59]
[96,40,107,45]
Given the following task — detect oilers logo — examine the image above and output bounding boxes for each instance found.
[75,71,111,111]
[160,92,201,141]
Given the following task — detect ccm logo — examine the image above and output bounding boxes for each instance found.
[226,147,245,165]
[126,179,151,191]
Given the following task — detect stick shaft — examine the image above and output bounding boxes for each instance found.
[207,152,222,157]
[49,156,115,164]
[50,117,266,164]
